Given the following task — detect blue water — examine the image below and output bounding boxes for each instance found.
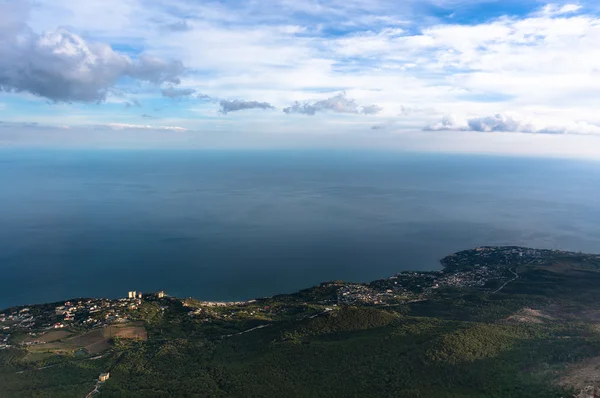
[1,150,600,310]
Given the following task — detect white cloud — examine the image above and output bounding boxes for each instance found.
[0,2,184,102]
[4,121,600,161]
[105,123,187,131]
[426,113,600,135]
[538,3,583,16]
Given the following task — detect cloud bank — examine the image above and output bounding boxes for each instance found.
[426,113,600,135]
[283,93,382,116]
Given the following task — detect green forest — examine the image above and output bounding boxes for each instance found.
[3,249,600,397]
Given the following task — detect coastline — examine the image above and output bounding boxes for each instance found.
[2,245,590,313]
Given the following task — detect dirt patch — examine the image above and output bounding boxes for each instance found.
[506,308,554,324]
[103,323,147,340]
[113,326,147,340]
[69,329,105,347]
[71,329,115,354]
[558,356,600,397]
[84,339,112,355]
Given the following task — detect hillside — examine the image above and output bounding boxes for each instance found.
[3,246,600,397]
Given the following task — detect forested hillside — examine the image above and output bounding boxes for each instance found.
[3,247,600,397]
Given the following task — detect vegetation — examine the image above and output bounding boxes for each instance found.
[3,247,600,397]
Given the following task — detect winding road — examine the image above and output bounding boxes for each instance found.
[493,267,519,294]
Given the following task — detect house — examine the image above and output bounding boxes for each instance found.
[99,373,110,382]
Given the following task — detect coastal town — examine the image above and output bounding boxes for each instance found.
[2,246,600,398]
[2,246,599,350]
[176,246,600,320]
[0,291,167,350]
[301,246,599,306]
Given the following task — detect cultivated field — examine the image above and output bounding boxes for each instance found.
[25,322,147,356]
[23,330,71,344]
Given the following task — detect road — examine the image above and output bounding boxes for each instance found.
[493,267,519,294]
[85,382,101,398]
[15,364,57,374]
[221,324,270,338]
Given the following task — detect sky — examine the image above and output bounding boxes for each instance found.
[2,0,600,158]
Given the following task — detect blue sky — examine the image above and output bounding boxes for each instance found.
[2,0,600,158]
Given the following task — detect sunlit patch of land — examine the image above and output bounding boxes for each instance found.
[21,322,147,358]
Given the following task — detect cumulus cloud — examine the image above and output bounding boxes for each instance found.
[219,99,275,114]
[0,3,184,102]
[283,93,383,116]
[426,113,600,135]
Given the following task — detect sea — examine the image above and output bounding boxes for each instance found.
[1,149,600,310]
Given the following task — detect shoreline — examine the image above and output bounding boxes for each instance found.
[1,245,589,313]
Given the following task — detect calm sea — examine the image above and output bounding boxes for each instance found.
[1,150,600,309]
